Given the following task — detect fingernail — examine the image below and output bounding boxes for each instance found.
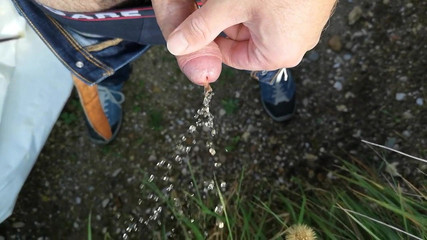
[167,32,188,55]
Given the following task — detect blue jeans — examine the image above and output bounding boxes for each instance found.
[12,0,156,85]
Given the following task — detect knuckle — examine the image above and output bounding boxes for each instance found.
[187,15,210,42]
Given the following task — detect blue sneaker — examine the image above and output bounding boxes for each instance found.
[73,76,125,144]
[251,68,296,122]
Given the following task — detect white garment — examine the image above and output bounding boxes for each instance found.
[0,0,73,223]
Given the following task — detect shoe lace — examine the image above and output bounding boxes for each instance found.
[271,68,289,105]
[97,85,125,113]
[270,68,288,84]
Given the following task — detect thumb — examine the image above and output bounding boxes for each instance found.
[167,0,243,56]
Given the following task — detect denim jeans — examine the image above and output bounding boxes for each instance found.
[12,0,158,85]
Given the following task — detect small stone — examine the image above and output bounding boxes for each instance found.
[241,131,250,142]
[402,130,411,137]
[416,98,423,106]
[336,105,348,112]
[348,6,363,25]
[102,198,110,208]
[395,93,406,101]
[304,153,318,161]
[343,53,352,61]
[402,110,413,119]
[148,155,157,162]
[345,92,355,99]
[112,168,122,177]
[12,222,25,228]
[328,35,342,52]
[333,81,343,91]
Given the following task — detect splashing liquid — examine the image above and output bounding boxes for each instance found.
[123,84,225,239]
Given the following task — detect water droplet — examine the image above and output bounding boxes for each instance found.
[190,219,194,223]
[211,129,216,136]
[139,184,144,190]
[214,205,223,214]
[156,160,165,167]
[218,221,224,229]
[214,162,221,168]
[148,175,154,182]
[181,136,187,141]
[138,199,143,205]
[220,182,226,189]
[175,155,182,163]
[162,176,169,181]
[188,125,196,133]
[123,233,129,239]
[209,148,216,156]
[185,146,191,153]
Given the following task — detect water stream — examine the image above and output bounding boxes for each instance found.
[122,84,225,238]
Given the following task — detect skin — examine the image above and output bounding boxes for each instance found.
[36,0,338,86]
[154,0,338,85]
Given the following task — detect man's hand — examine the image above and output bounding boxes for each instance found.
[152,0,222,85]
[166,0,337,71]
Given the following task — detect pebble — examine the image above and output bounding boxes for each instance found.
[402,110,413,119]
[148,155,157,162]
[343,53,352,61]
[328,35,342,52]
[348,6,363,25]
[416,98,423,106]
[304,153,318,161]
[112,168,122,177]
[333,81,343,91]
[395,93,406,101]
[12,222,25,228]
[102,198,110,208]
[336,105,349,112]
[345,92,356,98]
[402,130,411,137]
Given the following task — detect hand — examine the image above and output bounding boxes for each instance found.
[166,0,337,71]
[152,0,222,86]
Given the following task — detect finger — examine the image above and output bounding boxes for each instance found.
[151,0,197,38]
[166,0,248,55]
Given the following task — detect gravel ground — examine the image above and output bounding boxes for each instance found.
[1,0,426,239]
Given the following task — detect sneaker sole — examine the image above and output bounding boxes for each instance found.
[261,100,295,122]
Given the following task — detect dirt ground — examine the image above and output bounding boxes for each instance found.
[1,0,426,239]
